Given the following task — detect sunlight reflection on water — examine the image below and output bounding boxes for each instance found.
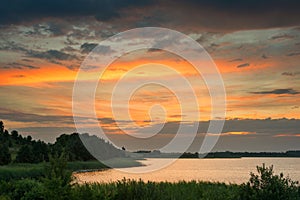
[74,158,300,184]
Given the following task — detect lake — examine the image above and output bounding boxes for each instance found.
[74,158,300,184]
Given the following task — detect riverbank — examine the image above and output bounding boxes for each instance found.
[0,158,142,181]
[0,157,299,200]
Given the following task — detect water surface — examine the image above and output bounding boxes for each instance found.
[74,158,300,184]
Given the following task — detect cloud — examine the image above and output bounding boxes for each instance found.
[11,75,26,78]
[286,52,300,56]
[0,108,75,124]
[80,43,98,54]
[0,108,121,127]
[251,88,299,95]
[228,58,243,62]
[236,63,250,68]
[138,0,300,31]
[25,22,67,36]
[27,49,77,61]
[1,62,40,70]
[282,71,300,76]
[0,0,153,24]
[147,48,164,53]
[270,33,294,40]
[273,133,300,137]
[118,118,300,137]
[0,0,299,31]
[80,43,115,55]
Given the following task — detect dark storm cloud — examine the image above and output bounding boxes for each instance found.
[251,88,300,95]
[236,63,250,68]
[0,0,299,30]
[146,0,300,31]
[0,0,153,24]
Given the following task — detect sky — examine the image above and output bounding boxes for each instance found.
[0,0,300,152]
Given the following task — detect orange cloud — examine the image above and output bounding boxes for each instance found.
[273,134,300,137]
[0,61,77,86]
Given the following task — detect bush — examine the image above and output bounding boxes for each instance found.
[240,164,300,200]
[0,179,43,200]
[41,153,73,200]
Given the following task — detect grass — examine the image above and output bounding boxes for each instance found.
[0,158,142,181]
[63,179,241,200]
[0,163,45,181]
[0,162,299,200]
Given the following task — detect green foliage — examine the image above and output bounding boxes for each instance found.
[51,133,95,161]
[240,164,300,200]
[0,144,11,165]
[0,179,43,200]
[70,179,241,200]
[15,145,35,163]
[51,133,124,162]
[0,163,45,181]
[0,120,124,165]
[41,153,73,200]
[67,161,107,171]
[0,161,109,181]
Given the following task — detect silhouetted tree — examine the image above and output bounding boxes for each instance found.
[26,135,32,142]
[15,145,35,163]
[32,140,49,162]
[0,121,4,135]
[0,144,11,165]
[0,121,11,147]
[52,133,95,161]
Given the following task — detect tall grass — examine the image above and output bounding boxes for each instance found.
[0,163,44,181]
[71,179,241,200]
[0,161,107,181]
[0,158,142,181]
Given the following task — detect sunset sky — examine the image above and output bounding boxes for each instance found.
[0,0,300,152]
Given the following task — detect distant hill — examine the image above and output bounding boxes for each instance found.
[0,121,125,165]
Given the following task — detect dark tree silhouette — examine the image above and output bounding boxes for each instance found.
[0,144,11,165]
[0,121,4,135]
[15,145,35,163]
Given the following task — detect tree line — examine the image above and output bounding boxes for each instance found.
[0,121,124,165]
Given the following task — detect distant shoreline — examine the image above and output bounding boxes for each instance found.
[131,150,300,159]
